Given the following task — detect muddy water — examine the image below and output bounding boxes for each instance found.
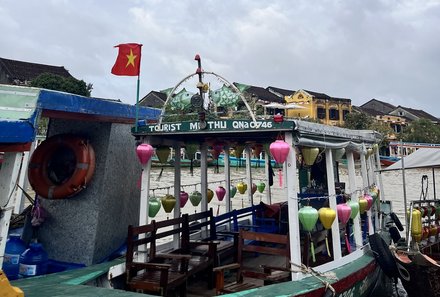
[149,165,437,296]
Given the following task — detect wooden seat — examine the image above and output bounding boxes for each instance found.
[213,230,291,295]
[125,222,189,296]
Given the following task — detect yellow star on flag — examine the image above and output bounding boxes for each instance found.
[126,49,137,68]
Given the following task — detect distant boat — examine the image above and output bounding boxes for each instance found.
[217,154,279,168]
[379,155,400,166]
[380,141,440,166]
[151,151,215,167]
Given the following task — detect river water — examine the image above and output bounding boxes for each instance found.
[148,165,438,296]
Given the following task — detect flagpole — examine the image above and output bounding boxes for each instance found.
[135,74,140,132]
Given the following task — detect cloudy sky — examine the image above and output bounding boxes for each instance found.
[1,0,439,115]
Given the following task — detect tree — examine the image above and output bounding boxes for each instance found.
[400,119,440,143]
[30,73,93,97]
[343,112,374,130]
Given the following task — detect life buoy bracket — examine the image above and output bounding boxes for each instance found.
[28,134,95,199]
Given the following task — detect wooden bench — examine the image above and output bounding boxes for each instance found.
[126,215,218,296]
[125,220,190,296]
[213,230,291,295]
[187,209,239,265]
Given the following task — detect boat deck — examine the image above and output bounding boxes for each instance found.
[10,258,150,297]
[10,251,379,297]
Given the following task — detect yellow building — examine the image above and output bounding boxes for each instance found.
[284,89,352,126]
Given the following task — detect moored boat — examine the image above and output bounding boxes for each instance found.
[127,56,394,296]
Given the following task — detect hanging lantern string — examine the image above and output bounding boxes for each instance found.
[150,178,246,192]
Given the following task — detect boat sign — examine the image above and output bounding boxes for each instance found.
[135,119,295,134]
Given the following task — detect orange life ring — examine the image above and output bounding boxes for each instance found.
[28,134,95,199]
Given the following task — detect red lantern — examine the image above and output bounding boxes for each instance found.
[269,140,290,164]
[180,191,189,208]
[136,144,154,165]
[364,194,373,211]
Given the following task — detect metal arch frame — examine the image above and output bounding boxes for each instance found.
[158,71,256,125]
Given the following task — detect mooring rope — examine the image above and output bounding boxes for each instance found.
[289,262,337,296]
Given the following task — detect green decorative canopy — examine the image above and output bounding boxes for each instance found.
[210,85,241,108]
[169,88,194,110]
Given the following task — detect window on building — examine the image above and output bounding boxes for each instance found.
[329,108,339,120]
[317,107,326,119]
[343,110,350,120]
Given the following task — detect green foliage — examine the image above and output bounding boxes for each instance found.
[400,119,440,143]
[343,112,374,130]
[30,73,93,97]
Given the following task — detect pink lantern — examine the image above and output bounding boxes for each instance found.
[337,203,352,225]
[364,194,373,211]
[269,140,290,164]
[180,191,189,207]
[215,186,226,201]
[136,144,154,165]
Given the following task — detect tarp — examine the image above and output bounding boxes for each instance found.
[383,148,440,171]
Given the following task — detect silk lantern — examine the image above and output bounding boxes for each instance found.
[364,194,373,211]
[359,198,368,214]
[319,207,336,257]
[251,183,257,195]
[337,203,352,253]
[216,186,226,201]
[190,191,202,207]
[347,200,360,219]
[257,182,266,193]
[180,191,189,208]
[301,147,319,166]
[156,146,171,164]
[136,144,154,165]
[269,140,290,163]
[207,188,214,203]
[236,182,247,194]
[253,144,263,158]
[148,197,161,218]
[230,186,237,198]
[299,206,319,262]
[161,194,176,213]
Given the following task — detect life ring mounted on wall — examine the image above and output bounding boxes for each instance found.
[28,134,95,199]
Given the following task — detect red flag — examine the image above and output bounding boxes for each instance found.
[111,43,142,76]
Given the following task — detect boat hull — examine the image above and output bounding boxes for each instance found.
[394,251,440,297]
[379,155,400,166]
[222,252,383,297]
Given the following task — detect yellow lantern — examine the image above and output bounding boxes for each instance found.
[236,182,247,194]
[207,189,214,203]
[302,147,319,166]
[318,207,336,257]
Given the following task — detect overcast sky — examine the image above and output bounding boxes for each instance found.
[1,0,439,115]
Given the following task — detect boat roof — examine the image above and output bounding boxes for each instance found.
[0,84,161,146]
[133,117,381,151]
[382,147,440,171]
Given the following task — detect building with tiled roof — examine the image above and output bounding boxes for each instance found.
[267,86,295,97]
[0,57,74,86]
[389,106,439,123]
[284,89,352,126]
[360,99,396,115]
[139,90,167,108]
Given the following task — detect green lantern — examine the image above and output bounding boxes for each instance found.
[299,206,319,232]
[257,182,266,193]
[190,191,202,207]
[347,200,360,219]
[148,197,161,218]
[230,186,237,198]
[156,146,171,164]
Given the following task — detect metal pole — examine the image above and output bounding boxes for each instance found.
[432,168,436,200]
[401,140,409,240]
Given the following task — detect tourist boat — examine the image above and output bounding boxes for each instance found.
[1,59,394,297]
[216,153,279,168]
[125,56,395,296]
[382,148,440,297]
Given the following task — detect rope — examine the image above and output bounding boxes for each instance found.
[289,261,337,295]
[420,175,428,201]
